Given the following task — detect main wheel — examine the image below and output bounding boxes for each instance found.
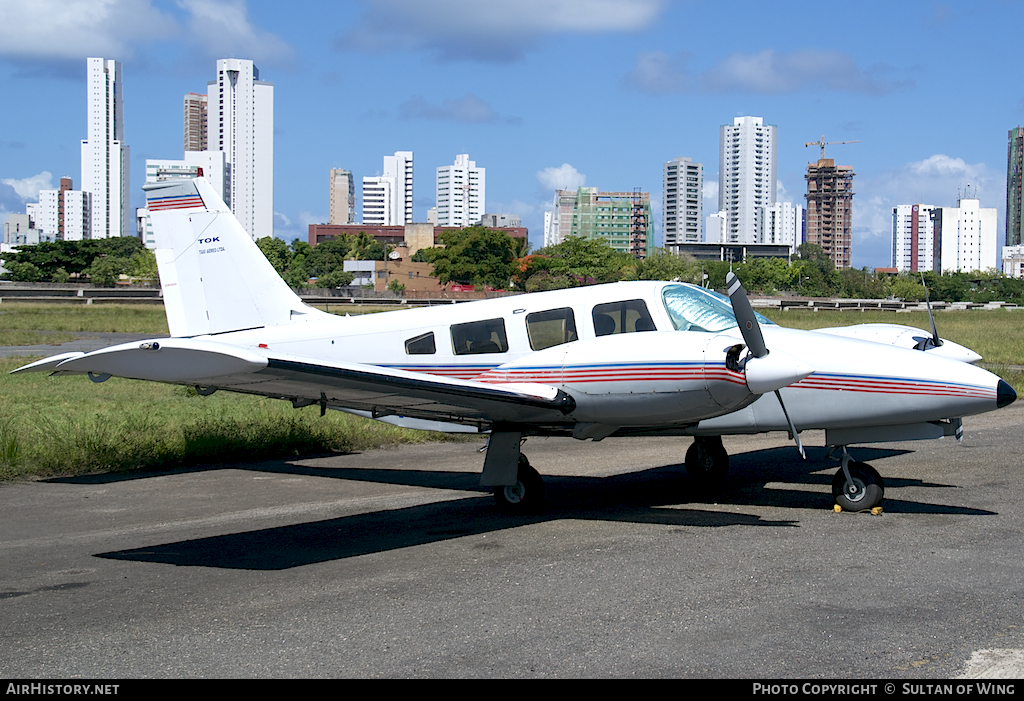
[494,455,544,513]
[832,462,885,512]
[685,436,729,487]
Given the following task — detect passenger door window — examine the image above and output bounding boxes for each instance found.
[526,308,578,351]
[451,318,509,355]
[592,300,656,336]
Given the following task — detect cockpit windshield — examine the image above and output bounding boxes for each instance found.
[661,283,775,333]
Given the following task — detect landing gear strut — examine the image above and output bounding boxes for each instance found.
[832,448,885,512]
[494,454,544,513]
[685,436,729,487]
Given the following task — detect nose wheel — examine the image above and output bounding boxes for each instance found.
[832,457,884,512]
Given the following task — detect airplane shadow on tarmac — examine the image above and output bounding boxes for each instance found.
[84,444,997,571]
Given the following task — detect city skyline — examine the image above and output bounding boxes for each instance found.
[1,1,1022,269]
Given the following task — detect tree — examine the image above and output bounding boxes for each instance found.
[256,237,290,274]
[88,256,131,287]
[429,227,521,288]
[317,270,355,289]
[637,249,701,283]
[518,236,635,290]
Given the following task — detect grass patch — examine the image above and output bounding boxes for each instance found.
[0,330,81,346]
[0,356,474,480]
[0,304,169,334]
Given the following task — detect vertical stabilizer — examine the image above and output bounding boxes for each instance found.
[144,177,319,337]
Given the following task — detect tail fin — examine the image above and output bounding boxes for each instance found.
[144,177,320,337]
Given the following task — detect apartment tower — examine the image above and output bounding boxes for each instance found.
[362,152,413,226]
[663,156,703,250]
[436,154,484,228]
[81,57,129,238]
[718,116,777,244]
[207,58,274,240]
[184,93,208,152]
[329,169,356,225]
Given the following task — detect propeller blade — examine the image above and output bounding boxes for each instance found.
[726,272,810,459]
[775,390,806,460]
[726,272,767,358]
[920,273,942,349]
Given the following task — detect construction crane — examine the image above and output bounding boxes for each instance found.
[805,135,861,160]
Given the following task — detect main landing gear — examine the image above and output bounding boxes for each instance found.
[480,428,545,514]
[685,436,730,487]
[493,454,544,513]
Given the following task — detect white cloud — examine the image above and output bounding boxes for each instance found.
[298,211,327,227]
[851,154,1002,268]
[0,0,177,62]
[626,48,910,96]
[340,0,666,62]
[622,51,689,94]
[1,171,53,201]
[399,94,517,124]
[537,164,586,192]
[177,0,295,66]
[0,0,292,70]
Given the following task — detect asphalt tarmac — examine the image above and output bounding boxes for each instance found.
[2,403,1023,679]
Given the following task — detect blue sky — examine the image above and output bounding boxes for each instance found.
[1,0,1022,268]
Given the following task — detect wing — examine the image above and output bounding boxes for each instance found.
[11,338,576,430]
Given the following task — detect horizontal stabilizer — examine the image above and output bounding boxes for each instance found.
[50,338,268,384]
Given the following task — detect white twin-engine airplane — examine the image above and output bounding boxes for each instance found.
[13,178,1016,513]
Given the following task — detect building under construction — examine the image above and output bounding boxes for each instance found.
[804,158,854,269]
[1007,127,1023,247]
[552,186,653,259]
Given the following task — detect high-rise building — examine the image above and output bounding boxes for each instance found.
[361,176,394,226]
[891,204,938,273]
[329,169,355,225]
[36,177,91,242]
[663,156,703,250]
[1007,127,1023,247]
[184,93,208,152]
[931,193,997,273]
[362,152,413,226]
[705,211,727,243]
[553,187,653,258]
[436,154,484,228]
[81,57,129,239]
[719,116,777,244]
[207,58,273,240]
[759,201,803,254]
[804,158,855,269]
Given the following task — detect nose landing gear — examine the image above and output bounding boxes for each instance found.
[832,448,884,512]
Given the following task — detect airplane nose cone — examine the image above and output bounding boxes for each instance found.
[997,379,1017,408]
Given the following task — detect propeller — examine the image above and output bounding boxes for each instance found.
[915,272,943,351]
[726,272,810,458]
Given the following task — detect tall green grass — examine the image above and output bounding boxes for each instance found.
[0,357,473,480]
[0,303,169,334]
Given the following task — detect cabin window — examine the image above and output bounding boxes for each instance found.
[404,332,436,355]
[592,299,656,336]
[526,307,578,351]
[451,318,509,355]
